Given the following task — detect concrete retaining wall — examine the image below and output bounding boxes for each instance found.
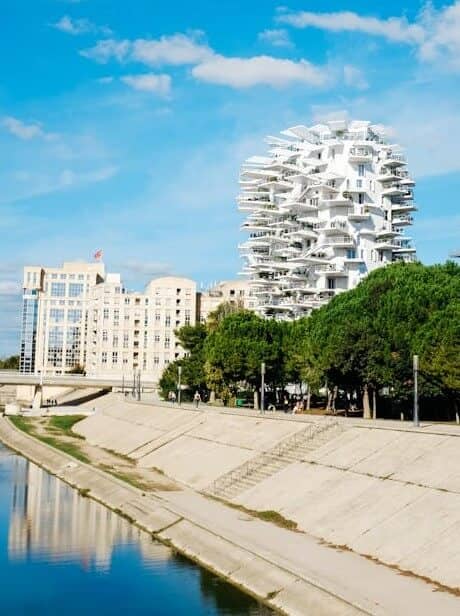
[237,426,460,590]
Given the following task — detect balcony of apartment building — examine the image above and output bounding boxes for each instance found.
[314,219,349,235]
[381,185,406,197]
[348,205,371,221]
[311,263,347,276]
[393,238,416,253]
[318,195,352,209]
[375,238,399,250]
[348,147,373,162]
[391,201,417,213]
[322,235,355,248]
[379,152,406,167]
[392,214,413,227]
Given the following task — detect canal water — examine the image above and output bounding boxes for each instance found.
[0,443,272,615]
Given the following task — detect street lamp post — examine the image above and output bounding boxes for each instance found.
[261,362,265,414]
[177,366,182,406]
[413,354,419,427]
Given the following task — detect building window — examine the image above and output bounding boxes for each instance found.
[68,309,82,323]
[113,335,118,347]
[327,278,336,290]
[123,333,129,348]
[102,352,107,364]
[112,352,118,364]
[50,282,66,297]
[103,308,109,320]
[102,330,108,342]
[185,310,191,325]
[165,315,171,327]
[164,337,170,349]
[358,193,364,204]
[358,164,365,177]
[69,283,84,297]
[50,308,64,322]
[356,179,362,188]
[154,356,159,365]
[346,249,356,259]
[155,312,161,322]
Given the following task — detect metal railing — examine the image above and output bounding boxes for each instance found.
[209,419,339,496]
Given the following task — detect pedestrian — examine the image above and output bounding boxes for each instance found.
[193,391,201,409]
[283,395,289,413]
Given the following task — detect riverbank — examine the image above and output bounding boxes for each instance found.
[1,414,459,615]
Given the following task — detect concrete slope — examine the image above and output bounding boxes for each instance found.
[237,425,460,590]
[2,416,460,616]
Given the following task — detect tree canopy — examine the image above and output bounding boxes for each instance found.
[158,262,459,419]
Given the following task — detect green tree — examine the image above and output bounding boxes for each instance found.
[204,311,285,402]
[0,355,19,369]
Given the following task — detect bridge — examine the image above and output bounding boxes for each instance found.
[0,371,157,409]
[0,371,157,389]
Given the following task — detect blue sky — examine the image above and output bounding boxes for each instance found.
[1,0,460,355]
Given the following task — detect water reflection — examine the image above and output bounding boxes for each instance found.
[8,455,171,570]
[0,445,272,615]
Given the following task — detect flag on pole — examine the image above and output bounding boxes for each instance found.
[94,249,103,261]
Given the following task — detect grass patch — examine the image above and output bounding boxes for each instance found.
[253,510,298,530]
[39,436,90,463]
[9,416,37,436]
[10,417,88,462]
[101,447,134,464]
[113,507,135,524]
[216,498,298,531]
[99,464,153,491]
[48,415,86,438]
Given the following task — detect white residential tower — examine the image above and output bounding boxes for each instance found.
[238,119,417,318]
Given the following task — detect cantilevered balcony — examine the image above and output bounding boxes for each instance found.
[322,235,355,247]
[391,202,417,213]
[392,214,413,226]
[349,147,373,162]
[348,206,371,221]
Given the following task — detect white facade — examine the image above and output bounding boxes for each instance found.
[20,261,105,374]
[87,276,197,382]
[19,267,253,382]
[238,119,417,318]
[198,280,255,323]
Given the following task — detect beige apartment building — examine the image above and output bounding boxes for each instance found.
[87,275,197,382]
[198,280,256,323]
[20,261,251,384]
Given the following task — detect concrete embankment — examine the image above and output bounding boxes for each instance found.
[74,396,460,592]
[2,411,460,615]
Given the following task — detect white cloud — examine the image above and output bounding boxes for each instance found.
[57,165,118,188]
[278,10,424,43]
[0,281,20,296]
[2,116,57,141]
[80,38,130,62]
[120,74,171,96]
[343,65,368,90]
[258,28,293,48]
[52,15,112,36]
[121,260,173,277]
[192,55,328,88]
[132,33,213,65]
[278,3,460,72]
[97,76,114,84]
[418,1,460,70]
[81,32,212,66]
